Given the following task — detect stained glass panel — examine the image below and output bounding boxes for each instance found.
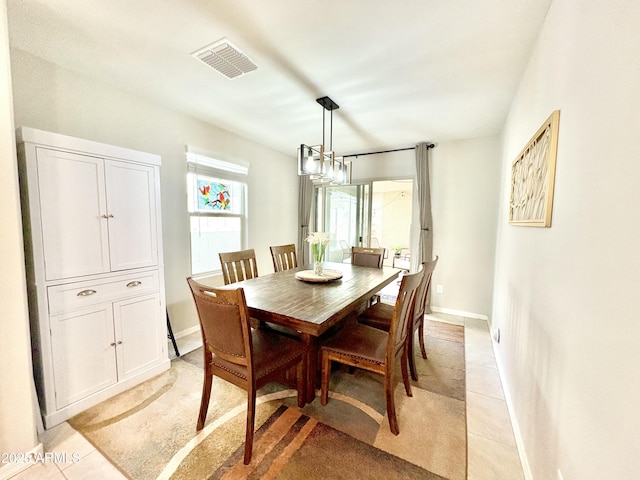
[197,180,231,211]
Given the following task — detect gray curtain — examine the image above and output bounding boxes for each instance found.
[298,175,314,264]
[414,142,434,310]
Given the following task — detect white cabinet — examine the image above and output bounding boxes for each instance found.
[35,148,158,280]
[17,127,169,428]
[104,160,158,272]
[50,303,118,409]
[113,293,164,380]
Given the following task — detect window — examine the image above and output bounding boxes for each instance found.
[187,149,249,276]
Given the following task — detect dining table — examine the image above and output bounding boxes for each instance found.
[234,261,401,403]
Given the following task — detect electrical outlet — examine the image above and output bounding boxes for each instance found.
[436,284,443,294]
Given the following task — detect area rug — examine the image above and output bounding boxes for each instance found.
[205,405,445,480]
[69,320,466,480]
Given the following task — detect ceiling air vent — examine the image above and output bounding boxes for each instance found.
[192,38,257,79]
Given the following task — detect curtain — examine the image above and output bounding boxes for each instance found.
[414,142,434,311]
[298,175,314,264]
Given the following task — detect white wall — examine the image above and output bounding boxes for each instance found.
[430,137,501,317]
[352,138,501,318]
[0,1,40,477]
[493,1,640,478]
[9,48,299,334]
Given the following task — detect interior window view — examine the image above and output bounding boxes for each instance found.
[2,2,637,480]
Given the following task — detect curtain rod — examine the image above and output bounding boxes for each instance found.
[342,143,435,159]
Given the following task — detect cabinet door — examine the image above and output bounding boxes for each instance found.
[36,148,110,280]
[50,304,118,409]
[113,293,165,380]
[104,160,158,271]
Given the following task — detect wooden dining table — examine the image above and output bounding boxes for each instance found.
[234,261,400,403]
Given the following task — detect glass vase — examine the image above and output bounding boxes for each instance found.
[314,260,323,276]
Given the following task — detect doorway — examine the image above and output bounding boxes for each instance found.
[314,179,413,265]
[371,179,413,266]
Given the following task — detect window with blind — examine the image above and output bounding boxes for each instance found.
[187,149,249,276]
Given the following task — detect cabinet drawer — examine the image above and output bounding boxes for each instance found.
[48,271,159,315]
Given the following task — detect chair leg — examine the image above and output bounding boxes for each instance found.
[408,332,419,382]
[401,350,413,398]
[418,321,427,359]
[384,369,399,435]
[320,352,332,406]
[197,368,213,430]
[244,387,256,465]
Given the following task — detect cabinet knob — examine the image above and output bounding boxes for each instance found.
[77,289,97,297]
[126,281,142,288]
[110,342,116,347]
[117,341,123,345]
[101,214,114,218]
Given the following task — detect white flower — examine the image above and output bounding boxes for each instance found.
[305,231,330,245]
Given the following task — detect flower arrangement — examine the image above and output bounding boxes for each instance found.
[305,231,330,275]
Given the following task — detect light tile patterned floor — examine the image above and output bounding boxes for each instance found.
[12,314,524,480]
[461,316,524,480]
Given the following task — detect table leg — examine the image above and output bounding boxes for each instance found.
[301,333,318,404]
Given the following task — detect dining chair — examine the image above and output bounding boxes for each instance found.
[339,240,351,262]
[359,256,439,381]
[319,267,423,435]
[269,243,298,272]
[219,248,259,285]
[186,277,306,465]
[351,246,386,305]
[351,246,385,268]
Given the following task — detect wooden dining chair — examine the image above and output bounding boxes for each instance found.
[186,277,306,465]
[219,248,259,285]
[320,267,423,435]
[351,246,386,305]
[269,243,298,272]
[359,256,439,381]
[351,246,385,268]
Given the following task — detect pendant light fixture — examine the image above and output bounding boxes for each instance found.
[298,96,351,185]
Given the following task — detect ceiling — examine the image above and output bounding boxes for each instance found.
[6,0,552,157]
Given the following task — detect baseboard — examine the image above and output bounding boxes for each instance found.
[430,306,489,321]
[173,325,200,340]
[0,442,43,480]
[492,343,533,480]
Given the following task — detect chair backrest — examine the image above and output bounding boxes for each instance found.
[186,277,252,368]
[270,244,298,272]
[387,267,423,361]
[339,240,351,261]
[351,247,385,268]
[219,249,259,285]
[413,256,439,325]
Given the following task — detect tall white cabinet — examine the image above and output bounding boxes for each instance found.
[17,127,169,428]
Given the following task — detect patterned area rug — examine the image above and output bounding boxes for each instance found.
[207,405,445,480]
[69,320,466,479]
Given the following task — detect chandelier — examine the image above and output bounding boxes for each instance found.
[297,96,352,185]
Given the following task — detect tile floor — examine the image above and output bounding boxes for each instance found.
[10,313,524,480]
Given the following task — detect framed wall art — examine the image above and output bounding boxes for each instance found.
[509,110,560,227]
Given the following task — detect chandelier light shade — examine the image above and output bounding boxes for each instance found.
[332,156,352,185]
[297,96,351,185]
[298,144,325,176]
